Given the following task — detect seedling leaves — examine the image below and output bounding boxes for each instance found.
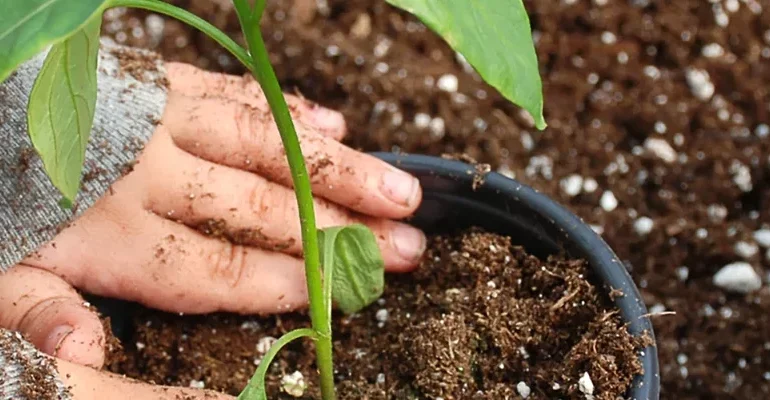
[386,0,546,129]
[27,16,102,204]
[0,0,108,83]
[319,224,385,314]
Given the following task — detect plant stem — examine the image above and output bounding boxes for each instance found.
[108,0,253,69]
[110,0,335,396]
[232,2,336,399]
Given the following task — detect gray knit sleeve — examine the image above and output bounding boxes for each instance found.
[0,328,71,400]
[0,39,168,271]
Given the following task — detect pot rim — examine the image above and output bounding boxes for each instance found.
[373,152,660,399]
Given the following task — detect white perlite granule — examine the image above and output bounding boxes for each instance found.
[701,43,725,58]
[189,380,205,389]
[413,113,430,129]
[707,204,728,223]
[644,138,677,163]
[730,161,753,192]
[685,67,715,100]
[735,241,759,259]
[281,371,307,397]
[375,308,389,322]
[634,216,654,236]
[256,336,277,354]
[516,381,531,398]
[753,229,770,248]
[713,262,762,294]
[600,191,618,212]
[578,372,595,400]
[437,74,459,92]
[583,178,598,193]
[560,174,584,197]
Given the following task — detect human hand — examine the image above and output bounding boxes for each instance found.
[59,359,233,400]
[0,316,230,400]
[0,63,425,369]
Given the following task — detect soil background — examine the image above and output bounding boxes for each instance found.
[103,0,770,398]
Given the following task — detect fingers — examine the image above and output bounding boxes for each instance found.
[139,130,425,271]
[26,201,310,315]
[161,93,422,220]
[58,358,232,400]
[164,62,347,140]
[0,265,106,368]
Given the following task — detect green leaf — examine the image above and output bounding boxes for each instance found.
[0,0,109,83]
[319,224,385,314]
[386,0,546,129]
[238,328,315,400]
[26,16,102,203]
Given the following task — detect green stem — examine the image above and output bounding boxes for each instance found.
[238,328,316,400]
[253,0,268,21]
[232,2,336,399]
[108,0,253,69]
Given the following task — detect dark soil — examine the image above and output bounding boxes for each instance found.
[103,0,770,398]
[107,229,643,399]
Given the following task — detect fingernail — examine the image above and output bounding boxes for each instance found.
[380,169,420,207]
[44,325,74,356]
[310,106,345,130]
[391,223,426,262]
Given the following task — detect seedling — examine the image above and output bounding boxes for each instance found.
[0,1,544,399]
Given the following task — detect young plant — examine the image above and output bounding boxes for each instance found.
[0,0,544,399]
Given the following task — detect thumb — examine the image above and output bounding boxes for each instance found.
[59,358,234,400]
[0,265,106,368]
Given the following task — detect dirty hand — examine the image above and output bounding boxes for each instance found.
[0,63,426,370]
[59,360,233,400]
[0,322,230,400]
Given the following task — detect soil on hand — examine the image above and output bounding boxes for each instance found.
[105,0,770,397]
[107,229,643,399]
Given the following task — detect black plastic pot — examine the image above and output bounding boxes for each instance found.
[373,152,660,400]
[99,152,659,399]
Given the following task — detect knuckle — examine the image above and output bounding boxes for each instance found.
[315,198,356,228]
[234,103,270,155]
[234,102,255,145]
[247,179,271,218]
[287,97,309,121]
[16,295,77,331]
[203,72,229,94]
[207,242,248,289]
[307,142,346,186]
[244,78,266,100]
[248,183,295,240]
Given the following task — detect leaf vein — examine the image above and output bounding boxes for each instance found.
[0,0,59,41]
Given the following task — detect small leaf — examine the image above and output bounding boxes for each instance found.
[0,0,109,83]
[238,328,315,400]
[27,16,102,203]
[386,0,546,129]
[319,224,385,314]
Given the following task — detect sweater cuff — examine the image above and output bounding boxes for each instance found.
[0,39,168,271]
[0,328,71,400]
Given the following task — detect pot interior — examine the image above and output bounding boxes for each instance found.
[375,152,660,400]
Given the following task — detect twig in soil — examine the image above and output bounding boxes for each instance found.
[598,310,619,323]
[639,311,677,319]
[551,289,580,311]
